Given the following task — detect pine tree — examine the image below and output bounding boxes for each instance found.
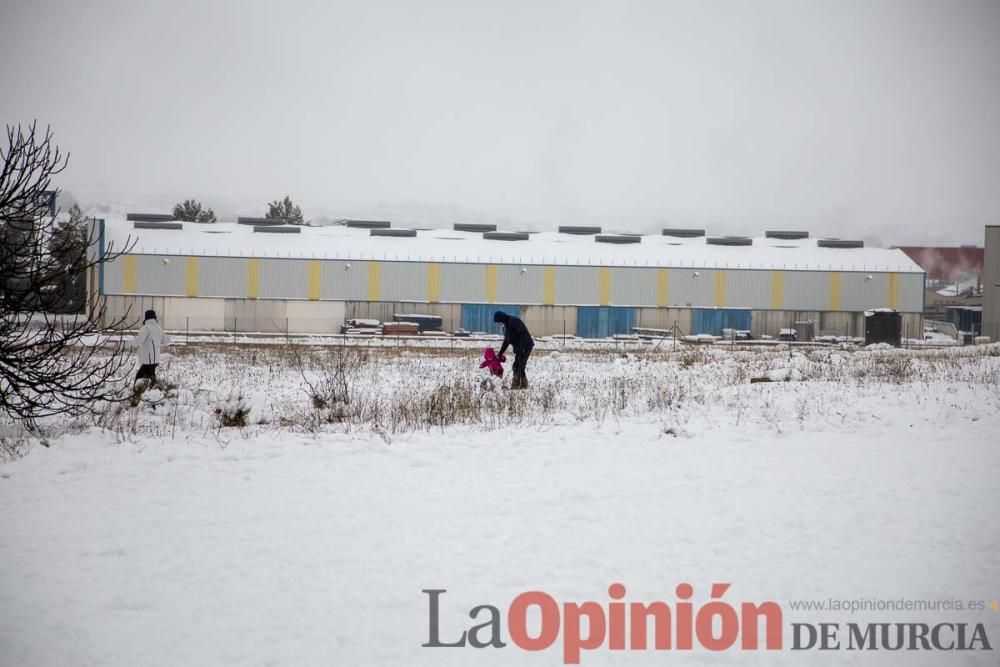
[46,203,89,312]
[172,198,216,223]
[265,195,304,225]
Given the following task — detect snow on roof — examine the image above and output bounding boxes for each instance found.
[100,218,924,273]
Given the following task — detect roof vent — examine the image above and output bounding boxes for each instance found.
[765,230,809,240]
[595,234,641,244]
[559,225,602,235]
[662,228,705,238]
[817,239,864,248]
[134,221,182,230]
[253,226,301,234]
[453,223,497,232]
[238,217,284,226]
[483,231,529,241]
[345,220,391,229]
[707,236,752,246]
[127,213,174,222]
[371,228,416,237]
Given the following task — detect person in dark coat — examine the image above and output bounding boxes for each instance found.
[493,310,534,389]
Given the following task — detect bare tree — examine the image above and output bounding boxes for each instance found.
[1,122,133,429]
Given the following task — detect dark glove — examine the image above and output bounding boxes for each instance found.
[498,354,506,362]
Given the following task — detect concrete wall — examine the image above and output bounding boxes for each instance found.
[164,296,225,331]
[343,302,462,332]
[985,226,1000,342]
[96,295,925,340]
[100,295,345,334]
[748,310,922,340]
[818,312,863,338]
[750,311,822,338]
[286,301,348,334]
[102,294,169,329]
[634,307,692,333]
[520,305,578,337]
[224,299,288,333]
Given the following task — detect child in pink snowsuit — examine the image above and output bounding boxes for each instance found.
[480,347,504,378]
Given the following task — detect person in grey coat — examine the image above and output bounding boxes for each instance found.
[134,309,169,387]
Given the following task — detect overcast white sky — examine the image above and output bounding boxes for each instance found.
[2,0,998,244]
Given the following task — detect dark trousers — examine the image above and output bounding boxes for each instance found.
[135,363,158,387]
[511,348,532,389]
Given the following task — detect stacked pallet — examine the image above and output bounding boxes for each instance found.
[340,318,382,335]
[392,313,443,332]
[381,321,420,336]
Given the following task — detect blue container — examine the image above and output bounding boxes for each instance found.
[692,308,752,336]
[461,304,520,335]
[576,307,636,339]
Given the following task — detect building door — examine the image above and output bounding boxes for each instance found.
[461,304,520,334]
[692,308,752,336]
[576,306,636,339]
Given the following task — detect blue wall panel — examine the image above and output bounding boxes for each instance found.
[692,308,752,335]
[576,307,636,339]
[461,304,520,334]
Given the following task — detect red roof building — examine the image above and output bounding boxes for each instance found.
[896,246,983,282]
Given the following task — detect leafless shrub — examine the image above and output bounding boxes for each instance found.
[55,339,998,440]
[295,343,369,424]
[214,392,249,428]
[0,419,30,461]
[611,377,637,411]
[536,384,558,413]
[647,382,687,411]
[678,346,706,368]
[854,354,915,384]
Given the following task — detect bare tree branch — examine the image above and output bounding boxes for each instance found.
[1,122,136,429]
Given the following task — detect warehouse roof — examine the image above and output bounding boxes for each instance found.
[100,218,923,273]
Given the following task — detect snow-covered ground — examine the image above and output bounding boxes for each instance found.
[2,343,999,665]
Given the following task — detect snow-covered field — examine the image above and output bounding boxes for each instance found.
[2,343,1000,665]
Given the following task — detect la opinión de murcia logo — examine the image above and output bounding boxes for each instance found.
[422,584,994,664]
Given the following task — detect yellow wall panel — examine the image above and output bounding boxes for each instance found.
[543,266,556,305]
[598,267,611,305]
[887,272,899,310]
[123,255,136,294]
[427,263,441,303]
[771,271,784,309]
[485,264,498,303]
[656,268,669,307]
[367,262,381,300]
[185,257,198,297]
[308,260,321,300]
[829,272,842,310]
[247,258,260,299]
[714,270,726,307]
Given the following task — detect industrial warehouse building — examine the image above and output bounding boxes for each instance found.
[87,217,926,339]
